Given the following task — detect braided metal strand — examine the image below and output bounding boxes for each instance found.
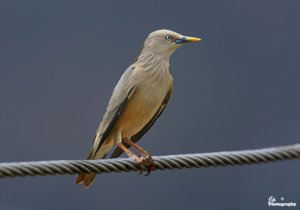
[0,144,299,178]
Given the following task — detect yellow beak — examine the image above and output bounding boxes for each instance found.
[174,36,202,44]
[184,36,202,42]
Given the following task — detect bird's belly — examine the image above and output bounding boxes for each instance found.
[117,84,168,138]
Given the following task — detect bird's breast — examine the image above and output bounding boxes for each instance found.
[117,70,172,137]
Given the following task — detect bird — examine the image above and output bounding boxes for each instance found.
[76,29,201,188]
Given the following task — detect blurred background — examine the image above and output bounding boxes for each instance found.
[0,0,299,209]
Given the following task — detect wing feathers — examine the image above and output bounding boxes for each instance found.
[92,87,135,158]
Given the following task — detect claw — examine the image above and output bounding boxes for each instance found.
[135,156,155,176]
[118,141,156,175]
[136,161,143,175]
[144,170,151,176]
[138,169,143,175]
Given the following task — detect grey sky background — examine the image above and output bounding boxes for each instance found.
[0,0,299,209]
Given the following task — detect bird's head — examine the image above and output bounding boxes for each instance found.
[143,29,201,57]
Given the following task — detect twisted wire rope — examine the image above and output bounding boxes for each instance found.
[0,144,299,178]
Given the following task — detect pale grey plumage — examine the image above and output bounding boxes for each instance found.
[76,29,201,187]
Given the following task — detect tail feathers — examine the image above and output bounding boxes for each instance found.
[75,148,108,188]
[76,173,96,188]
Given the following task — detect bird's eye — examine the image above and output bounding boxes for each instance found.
[165,35,172,41]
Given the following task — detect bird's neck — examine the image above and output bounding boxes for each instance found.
[135,48,171,72]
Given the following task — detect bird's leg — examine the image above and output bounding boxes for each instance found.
[117,142,143,162]
[123,138,150,158]
[117,143,145,174]
[123,138,155,175]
